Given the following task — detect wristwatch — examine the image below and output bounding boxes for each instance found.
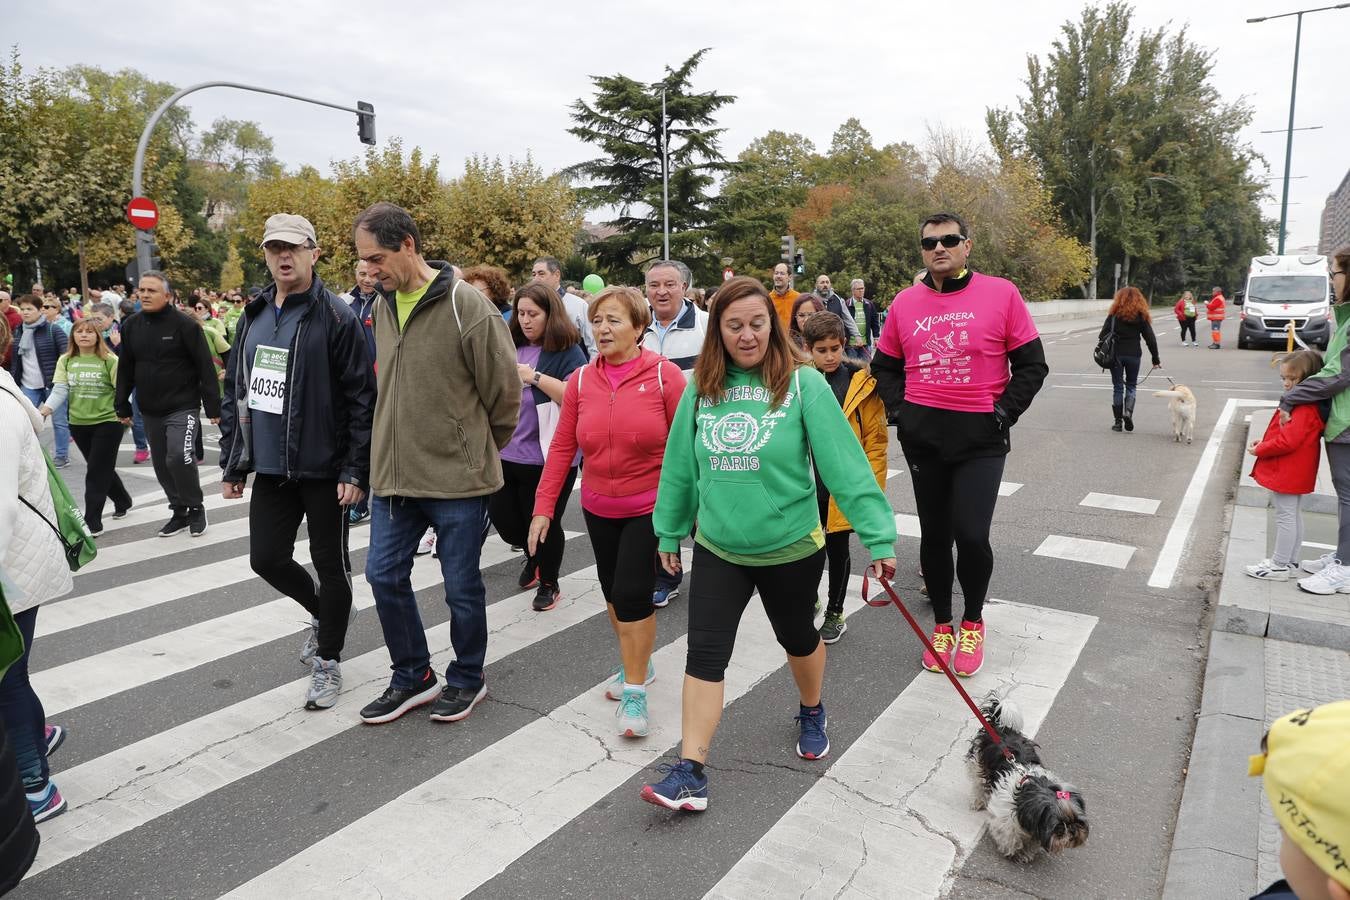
[532,371,542,386]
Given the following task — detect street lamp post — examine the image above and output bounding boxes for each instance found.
[1247,3,1350,254]
[130,81,376,280]
[660,87,670,260]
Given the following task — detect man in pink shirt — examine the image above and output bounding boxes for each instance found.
[871,212,1048,677]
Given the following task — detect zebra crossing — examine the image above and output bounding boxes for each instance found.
[16,493,1097,898]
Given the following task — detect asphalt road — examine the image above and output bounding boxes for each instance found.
[13,312,1281,899]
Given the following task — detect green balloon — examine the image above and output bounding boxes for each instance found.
[582,274,605,294]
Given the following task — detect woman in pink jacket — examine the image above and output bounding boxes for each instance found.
[528,286,685,739]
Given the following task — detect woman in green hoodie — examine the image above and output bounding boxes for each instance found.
[641,276,896,812]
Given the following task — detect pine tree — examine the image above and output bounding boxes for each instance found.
[566,50,736,285]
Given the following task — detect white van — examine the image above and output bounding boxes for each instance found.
[1237,254,1333,349]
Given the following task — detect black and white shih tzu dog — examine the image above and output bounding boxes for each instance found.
[967,696,1089,862]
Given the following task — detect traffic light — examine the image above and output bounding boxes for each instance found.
[357,101,376,146]
[125,241,161,286]
[793,251,805,276]
[780,234,796,264]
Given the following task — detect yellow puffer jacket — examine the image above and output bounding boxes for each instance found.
[826,367,889,533]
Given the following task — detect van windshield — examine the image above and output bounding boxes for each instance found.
[1247,275,1329,304]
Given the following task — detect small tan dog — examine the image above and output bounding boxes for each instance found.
[1154,386,1197,443]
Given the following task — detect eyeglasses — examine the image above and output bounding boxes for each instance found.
[920,234,967,251]
[263,241,313,254]
[1333,270,1347,278]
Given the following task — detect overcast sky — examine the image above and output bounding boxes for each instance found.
[10,0,1346,251]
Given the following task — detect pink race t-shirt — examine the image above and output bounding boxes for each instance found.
[875,273,1039,413]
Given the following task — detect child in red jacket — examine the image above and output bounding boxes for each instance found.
[1246,349,1326,580]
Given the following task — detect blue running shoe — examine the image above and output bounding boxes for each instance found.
[652,586,678,608]
[795,703,829,760]
[28,782,67,823]
[641,759,708,812]
[45,724,66,757]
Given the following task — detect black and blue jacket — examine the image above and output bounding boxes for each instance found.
[219,274,376,488]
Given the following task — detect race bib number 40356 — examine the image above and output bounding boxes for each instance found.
[247,345,289,414]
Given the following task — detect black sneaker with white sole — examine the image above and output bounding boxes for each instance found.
[429,683,487,722]
[157,511,190,537]
[359,670,440,724]
[188,506,208,537]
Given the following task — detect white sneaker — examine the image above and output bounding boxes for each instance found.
[304,658,342,710]
[1300,551,1338,574]
[416,528,436,556]
[1298,563,1350,595]
[1245,559,1290,581]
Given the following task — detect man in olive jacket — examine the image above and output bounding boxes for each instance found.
[352,202,520,725]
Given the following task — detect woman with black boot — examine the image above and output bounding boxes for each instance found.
[1099,287,1161,432]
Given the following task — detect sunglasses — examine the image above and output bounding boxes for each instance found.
[42,304,59,310]
[920,234,967,251]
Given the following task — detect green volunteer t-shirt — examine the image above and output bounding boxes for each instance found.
[396,278,434,331]
[54,353,118,425]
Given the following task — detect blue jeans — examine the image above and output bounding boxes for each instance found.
[21,385,69,460]
[130,390,148,451]
[0,608,48,792]
[1110,354,1142,407]
[366,495,491,691]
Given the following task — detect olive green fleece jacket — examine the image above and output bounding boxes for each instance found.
[369,262,520,498]
[654,364,897,560]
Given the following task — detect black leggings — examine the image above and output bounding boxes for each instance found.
[816,481,851,617]
[489,460,576,585]
[583,510,658,623]
[685,543,825,682]
[1179,318,1197,342]
[906,454,1004,625]
[69,421,132,529]
[249,474,353,661]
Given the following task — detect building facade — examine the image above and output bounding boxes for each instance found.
[1321,169,1350,254]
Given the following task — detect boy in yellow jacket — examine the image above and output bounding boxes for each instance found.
[802,311,889,643]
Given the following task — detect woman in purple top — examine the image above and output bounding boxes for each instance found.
[488,283,586,611]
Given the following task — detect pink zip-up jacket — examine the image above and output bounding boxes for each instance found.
[534,348,685,519]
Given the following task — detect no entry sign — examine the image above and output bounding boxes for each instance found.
[126,197,159,230]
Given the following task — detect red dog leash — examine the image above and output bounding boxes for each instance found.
[862,572,1012,759]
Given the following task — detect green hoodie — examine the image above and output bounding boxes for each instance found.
[1281,303,1350,440]
[655,364,896,562]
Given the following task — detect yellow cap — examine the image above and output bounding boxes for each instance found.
[1248,700,1350,889]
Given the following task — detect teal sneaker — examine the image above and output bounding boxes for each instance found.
[604,660,656,700]
[616,688,650,737]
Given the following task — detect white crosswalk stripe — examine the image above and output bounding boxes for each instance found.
[28,558,613,878]
[33,533,573,715]
[23,487,1094,897]
[706,600,1096,898]
[37,528,376,638]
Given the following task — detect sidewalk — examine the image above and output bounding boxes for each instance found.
[1163,416,1350,898]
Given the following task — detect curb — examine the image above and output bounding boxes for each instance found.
[1162,631,1265,899]
[1215,506,1350,651]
